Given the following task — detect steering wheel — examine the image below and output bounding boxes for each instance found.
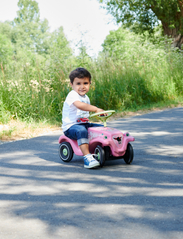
[90,110,115,127]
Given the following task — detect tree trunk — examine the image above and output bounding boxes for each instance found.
[151,0,183,49]
[161,21,183,49]
[172,34,183,49]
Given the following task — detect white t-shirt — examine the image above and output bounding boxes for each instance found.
[62,90,90,132]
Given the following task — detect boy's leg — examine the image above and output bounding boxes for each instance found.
[64,124,99,168]
[64,124,89,152]
[80,143,90,156]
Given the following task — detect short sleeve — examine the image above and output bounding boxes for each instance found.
[66,90,81,106]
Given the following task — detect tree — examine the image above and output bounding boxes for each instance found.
[101,27,127,58]
[12,0,50,54]
[0,21,13,40]
[76,42,92,66]
[99,0,183,49]
[49,27,73,62]
[0,34,13,66]
[100,26,166,61]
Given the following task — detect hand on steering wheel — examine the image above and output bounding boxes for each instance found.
[90,110,115,127]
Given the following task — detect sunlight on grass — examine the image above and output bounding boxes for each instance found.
[0,119,61,141]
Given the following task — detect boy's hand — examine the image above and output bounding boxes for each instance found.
[95,108,104,113]
[96,108,108,116]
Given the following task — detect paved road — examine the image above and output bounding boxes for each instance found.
[0,107,183,239]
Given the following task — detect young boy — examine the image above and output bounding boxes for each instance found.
[62,67,104,169]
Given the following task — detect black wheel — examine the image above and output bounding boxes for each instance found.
[123,143,134,164]
[94,145,105,167]
[104,146,111,161]
[59,142,73,162]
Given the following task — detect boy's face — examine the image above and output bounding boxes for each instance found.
[70,77,91,96]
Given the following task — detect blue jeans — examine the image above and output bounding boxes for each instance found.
[64,123,103,146]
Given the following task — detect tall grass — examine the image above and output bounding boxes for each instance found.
[91,54,180,110]
[0,52,72,123]
[90,30,183,110]
[1,31,183,124]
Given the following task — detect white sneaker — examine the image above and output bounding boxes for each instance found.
[83,154,100,169]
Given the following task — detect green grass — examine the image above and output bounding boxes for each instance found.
[1,30,183,125]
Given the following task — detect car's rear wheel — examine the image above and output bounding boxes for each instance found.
[59,142,73,162]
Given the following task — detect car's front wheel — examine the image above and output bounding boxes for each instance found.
[94,145,105,167]
[123,143,134,164]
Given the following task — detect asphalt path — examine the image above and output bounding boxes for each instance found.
[0,107,183,239]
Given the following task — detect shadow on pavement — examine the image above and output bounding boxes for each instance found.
[0,107,183,238]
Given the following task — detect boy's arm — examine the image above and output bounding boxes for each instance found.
[73,101,103,113]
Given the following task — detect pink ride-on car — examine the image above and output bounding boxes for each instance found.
[58,110,135,167]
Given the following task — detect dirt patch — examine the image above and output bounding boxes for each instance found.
[0,120,62,143]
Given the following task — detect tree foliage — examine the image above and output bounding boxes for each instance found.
[0,0,73,60]
[49,27,73,63]
[99,0,183,48]
[0,34,13,66]
[11,0,50,54]
[101,26,167,62]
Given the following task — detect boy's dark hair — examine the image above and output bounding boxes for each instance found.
[69,67,91,84]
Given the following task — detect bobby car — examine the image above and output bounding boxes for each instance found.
[58,110,135,167]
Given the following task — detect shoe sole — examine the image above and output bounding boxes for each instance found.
[84,162,100,169]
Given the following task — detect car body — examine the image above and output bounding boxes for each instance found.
[58,126,135,166]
